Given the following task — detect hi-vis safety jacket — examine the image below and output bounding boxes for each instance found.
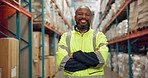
[56,28,109,77]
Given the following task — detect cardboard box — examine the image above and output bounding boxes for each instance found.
[33,62,39,78]
[0,38,18,78]
[38,58,49,78]
[48,56,58,78]
[0,68,2,78]
[39,34,49,56]
[33,32,40,61]
[33,32,49,57]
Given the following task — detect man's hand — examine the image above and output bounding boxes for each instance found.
[68,53,73,58]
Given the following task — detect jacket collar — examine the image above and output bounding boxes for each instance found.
[73,26,93,35]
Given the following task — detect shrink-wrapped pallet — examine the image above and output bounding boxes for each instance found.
[129,1,138,32]
[132,55,146,78]
[137,0,148,28]
[145,53,148,78]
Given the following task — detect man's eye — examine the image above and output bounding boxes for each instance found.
[86,14,90,16]
[78,13,83,15]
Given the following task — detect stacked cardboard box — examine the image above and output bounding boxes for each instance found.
[48,56,58,78]
[129,0,148,31]
[33,32,40,78]
[33,32,50,78]
[38,58,50,78]
[129,1,138,32]
[137,0,148,28]
[0,38,19,78]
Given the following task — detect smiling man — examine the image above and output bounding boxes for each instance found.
[75,6,91,31]
[56,6,109,78]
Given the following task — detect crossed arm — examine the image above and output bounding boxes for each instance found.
[64,51,100,72]
[56,32,109,72]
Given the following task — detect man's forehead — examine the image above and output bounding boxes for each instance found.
[76,7,91,13]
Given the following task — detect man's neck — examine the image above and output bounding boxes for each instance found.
[76,27,88,34]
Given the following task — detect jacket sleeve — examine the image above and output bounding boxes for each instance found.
[64,58,89,72]
[73,51,99,67]
[56,33,69,69]
[56,33,89,71]
[94,32,109,68]
[73,32,109,68]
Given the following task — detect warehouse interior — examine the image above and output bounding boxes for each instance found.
[0,0,148,78]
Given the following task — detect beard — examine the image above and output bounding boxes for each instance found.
[76,18,90,29]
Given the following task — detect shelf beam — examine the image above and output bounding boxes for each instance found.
[1,0,32,18]
[102,0,132,32]
[108,28,148,44]
[44,24,62,36]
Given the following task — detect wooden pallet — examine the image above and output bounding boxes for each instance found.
[45,21,51,26]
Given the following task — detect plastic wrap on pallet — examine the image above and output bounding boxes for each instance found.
[100,0,125,32]
[129,1,138,31]
[56,0,63,13]
[145,54,148,78]
[100,0,109,13]
[49,4,54,27]
[111,3,117,16]
[117,53,129,77]
[63,0,68,18]
[109,52,147,78]
[132,54,146,78]
[106,19,129,40]
[116,19,128,37]
[112,52,118,72]
[105,24,117,41]
[121,20,128,34]
[137,0,148,28]
[53,8,56,29]
[115,0,125,12]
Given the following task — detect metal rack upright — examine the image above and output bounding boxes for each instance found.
[0,0,33,78]
[98,0,148,78]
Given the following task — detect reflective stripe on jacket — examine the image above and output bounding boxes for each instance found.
[56,28,109,76]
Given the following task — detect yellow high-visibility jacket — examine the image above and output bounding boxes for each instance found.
[56,28,109,77]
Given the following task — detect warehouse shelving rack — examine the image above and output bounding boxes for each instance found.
[0,0,33,78]
[33,0,72,78]
[0,0,72,78]
[98,0,148,78]
[99,0,113,24]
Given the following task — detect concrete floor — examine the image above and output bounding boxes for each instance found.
[54,67,120,78]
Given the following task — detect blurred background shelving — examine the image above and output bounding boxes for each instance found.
[0,0,147,78]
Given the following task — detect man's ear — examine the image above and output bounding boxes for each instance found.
[74,16,76,21]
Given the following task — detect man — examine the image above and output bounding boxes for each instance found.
[56,6,109,78]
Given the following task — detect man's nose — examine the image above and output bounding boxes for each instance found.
[82,14,86,18]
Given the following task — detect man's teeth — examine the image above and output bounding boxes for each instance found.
[81,20,86,22]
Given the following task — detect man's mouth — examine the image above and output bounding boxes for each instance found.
[81,19,87,23]
[79,19,88,24]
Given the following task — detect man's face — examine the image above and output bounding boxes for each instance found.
[75,8,92,29]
